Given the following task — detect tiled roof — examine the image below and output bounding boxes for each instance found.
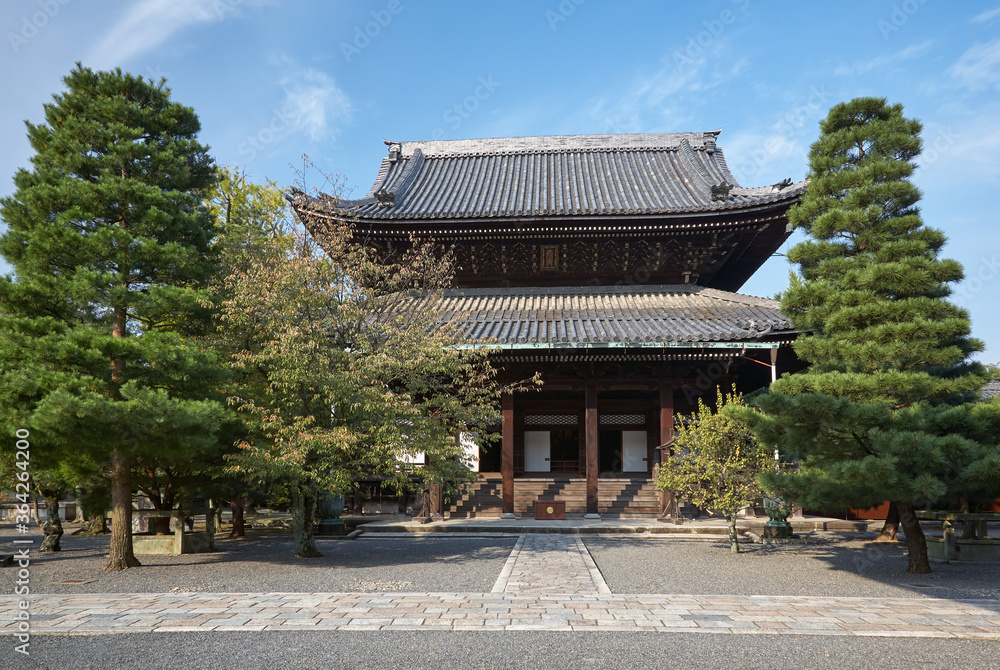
[414,284,792,347]
[292,131,806,222]
[984,382,1000,399]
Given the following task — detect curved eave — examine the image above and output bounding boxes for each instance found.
[290,192,801,231]
[456,340,791,351]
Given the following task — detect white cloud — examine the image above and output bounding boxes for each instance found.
[724,131,806,186]
[279,68,353,142]
[88,0,269,68]
[916,116,1000,188]
[971,6,1000,24]
[581,41,744,135]
[834,40,934,77]
[948,39,1000,91]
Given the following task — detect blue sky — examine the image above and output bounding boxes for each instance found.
[3,0,1000,361]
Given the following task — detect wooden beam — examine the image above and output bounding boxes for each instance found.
[501,392,515,517]
[585,383,599,517]
[659,382,676,519]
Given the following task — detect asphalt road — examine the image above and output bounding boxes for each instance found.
[8,631,1000,670]
[3,528,1000,669]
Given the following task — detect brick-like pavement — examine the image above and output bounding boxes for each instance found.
[2,534,999,639]
[492,534,611,594]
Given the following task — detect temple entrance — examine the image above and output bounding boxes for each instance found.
[524,430,550,472]
[524,428,580,473]
[598,429,648,474]
[599,430,622,473]
[550,428,579,473]
[622,430,648,472]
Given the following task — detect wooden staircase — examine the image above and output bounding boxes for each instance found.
[446,476,661,518]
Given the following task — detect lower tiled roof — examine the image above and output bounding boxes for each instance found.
[425,284,792,347]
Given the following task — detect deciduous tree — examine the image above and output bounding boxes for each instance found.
[657,388,770,553]
[211,174,509,557]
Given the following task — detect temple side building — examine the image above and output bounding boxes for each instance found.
[290,131,806,519]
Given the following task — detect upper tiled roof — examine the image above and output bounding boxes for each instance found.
[413,284,793,347]
[291,131,806,222]
[984,382,1000,399]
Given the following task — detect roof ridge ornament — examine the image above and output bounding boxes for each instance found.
[703,129,721,154]
[384,138,402,163]
[710,182,732,201]
[744,319,775,338]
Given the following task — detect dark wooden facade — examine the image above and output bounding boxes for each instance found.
[291,131,805,518]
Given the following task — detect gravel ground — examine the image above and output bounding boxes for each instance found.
[0,528,515,594]
[586,532,1000,599]
[9,632,1000,670]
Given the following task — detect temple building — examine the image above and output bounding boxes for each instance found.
[290,131,806,519]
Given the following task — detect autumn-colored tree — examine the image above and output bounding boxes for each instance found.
[211,174,505,557]
[657,388,771,553]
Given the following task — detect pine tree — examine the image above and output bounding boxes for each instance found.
[744,97,1000,573]
[0,64,225,570]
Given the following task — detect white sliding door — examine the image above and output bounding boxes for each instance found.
[524,430,551,472]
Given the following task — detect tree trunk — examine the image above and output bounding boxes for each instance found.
[961,519,979,540]
[896,501,930,574]
[874,501,900,542]
[80,515,109,535]
[727,513,740,554]
[230,496,246,538]
[291,485,321,558]
[959,497,978,540]
[102,449,141,571]
[38,491,63,553]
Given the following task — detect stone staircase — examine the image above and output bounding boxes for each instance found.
[446,476,661,518]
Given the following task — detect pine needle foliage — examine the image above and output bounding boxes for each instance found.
[0,65,225,570]
[741,97,1000,573]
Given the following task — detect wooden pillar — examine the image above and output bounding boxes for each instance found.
[585,383,600,518]
[658,382,676,519]
[501,392,515,518]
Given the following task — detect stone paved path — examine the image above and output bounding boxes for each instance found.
[492,534,611,594]
[1,534,999,639]
[2,592,999,637]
